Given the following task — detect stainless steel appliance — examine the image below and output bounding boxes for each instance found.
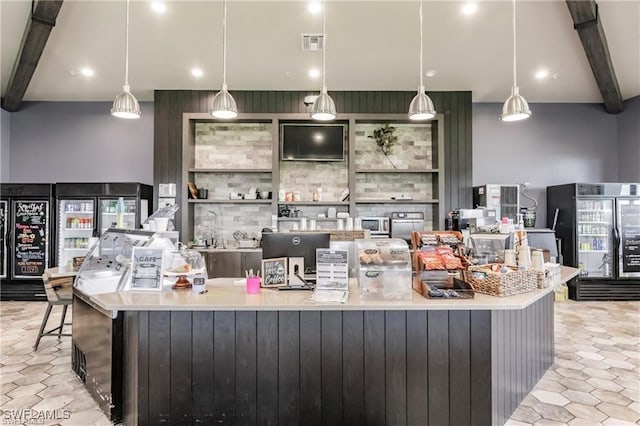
[473,184,520,222]
[360,216,390,238]
[547,183,640,300]
[1,183,55,301]
[390,212,425,242]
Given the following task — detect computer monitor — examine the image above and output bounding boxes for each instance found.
[261,232,331,274]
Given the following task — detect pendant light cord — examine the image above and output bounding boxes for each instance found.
[419,0,423,89]
[512,0,517,88]
[322,0,326,90]
[124,0,130,86]
[222,0,228,87]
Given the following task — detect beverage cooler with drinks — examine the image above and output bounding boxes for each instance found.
[1,183,55,301]
[55,183,153,269]
[547,183,640,301]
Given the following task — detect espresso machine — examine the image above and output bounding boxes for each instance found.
[446,208,497,232]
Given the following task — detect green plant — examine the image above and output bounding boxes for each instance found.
[368,123,398,155]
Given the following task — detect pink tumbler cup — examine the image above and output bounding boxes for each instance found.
[246,277,261,294]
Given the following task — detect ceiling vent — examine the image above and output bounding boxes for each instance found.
[301,34,324,51]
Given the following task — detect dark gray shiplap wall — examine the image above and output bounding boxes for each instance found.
[154,90,472,225]
[1,109,9,181]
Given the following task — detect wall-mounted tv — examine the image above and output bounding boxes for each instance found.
[280,123,346,161]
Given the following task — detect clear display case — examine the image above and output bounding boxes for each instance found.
[74,229,159,295]
[356,238,412,300]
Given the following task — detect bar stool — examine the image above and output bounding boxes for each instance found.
[33,269,74,351]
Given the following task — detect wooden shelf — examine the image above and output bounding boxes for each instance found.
[277,201,349,206]
[355,199,439,204]
[188,199,272,204]
[355,168,439,173]
[189,168,272,173]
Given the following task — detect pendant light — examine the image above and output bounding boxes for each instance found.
[408,0,436,121]
[210,0,238,119]
[310,0,336,121]
[501,0,531,122]
[111,0,140,119]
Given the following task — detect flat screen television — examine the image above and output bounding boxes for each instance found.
[280,123,346,161]
[261,232,331,274]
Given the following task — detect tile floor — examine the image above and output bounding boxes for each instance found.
[1,300,639,426]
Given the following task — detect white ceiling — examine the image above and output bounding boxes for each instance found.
[1,0,639,104]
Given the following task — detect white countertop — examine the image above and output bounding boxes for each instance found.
[195,248,261,253]
[88,266,579,312]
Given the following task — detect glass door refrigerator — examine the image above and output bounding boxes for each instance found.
[55,183,153,268]
[547,183,640,301]
[1,183,55,301]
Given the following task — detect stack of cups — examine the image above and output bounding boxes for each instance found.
[518,246,532,269]
[531,250,545,270]
[504,249,517,267]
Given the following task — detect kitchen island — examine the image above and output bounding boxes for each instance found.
[76,267,578,426]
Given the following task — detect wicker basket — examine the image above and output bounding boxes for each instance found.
[464,265,538,297]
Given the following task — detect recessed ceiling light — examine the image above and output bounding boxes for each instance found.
[309,68,320,79]
[535,69,549,79]
[80,67,94,77]
[151,2,167,14]
[308,2,322,14]
[425,70,438,78]
[462,3,478,16]
[191,68,204,78]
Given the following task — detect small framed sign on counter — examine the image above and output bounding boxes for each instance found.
[261,257,287,287]
[127,247,164,291]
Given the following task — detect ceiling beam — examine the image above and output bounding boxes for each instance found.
[565,0,623,114]
[1,0,64,113]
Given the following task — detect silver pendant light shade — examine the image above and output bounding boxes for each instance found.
[210,84,238,119]
[501,86,530,122]
[408,0,436,121]
[310,86,336,121]
[111,84,141,119]
[210,0,238,119]
[501,0,531,122]
[310,0,336,121]
[111,0,140,119]
[408,85,436,120]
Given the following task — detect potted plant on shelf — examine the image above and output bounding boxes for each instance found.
[368,123,398,169]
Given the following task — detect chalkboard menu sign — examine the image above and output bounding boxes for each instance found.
[13,201,49,278]
[0,201,6,279]
[261,257,287,287]
[620,203,640,273]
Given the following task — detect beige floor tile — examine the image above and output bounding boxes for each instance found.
[602,418,639,426]
[90,414,113,426]
[505,420,533,426]
[558,378,595,393]
[511,406,542,423]
[561,389,601,406]
[587,378,624,393]
[531,403,574,423]
[543,370,563,381]
[1,394,42,410]
[0,393,11,406]
[532,390,571,407]
[0,371,23,384]
[536,378,568,393]
[591,388,633,406]
[564,402,607,422]
[25,354,56,366]
[576,351,605,361]
[46,363,73,375]
[12,371,50,386]
[628,401,640,415]
[20,363,55,375]
[567,419,603,426]
[0,363,28,374]
[555,368,590,381]
[60,408,104,426]
[620,388,640,402]
[603,358,636,370]
[1,381,18,395]
[609,367,640,381]
[7,382,46,399]
[582,367,618,381]
[49,355,72,366]
[596,402,640,423]
[614,378,640,391]
[31,394,75,412]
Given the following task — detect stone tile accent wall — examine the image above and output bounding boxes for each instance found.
[195,173,273,200]
[194,204,272,242]
[279,161,349,202]
[354,123,432,170]
[355,173,433,201]
[195,123,272,169]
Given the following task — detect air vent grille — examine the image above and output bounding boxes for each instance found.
[302,34,324,51]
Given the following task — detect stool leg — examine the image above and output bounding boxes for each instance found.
[58,305,68,339]
[34,304,53,351]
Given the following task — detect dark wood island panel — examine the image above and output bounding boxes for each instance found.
[122,293,554,426]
